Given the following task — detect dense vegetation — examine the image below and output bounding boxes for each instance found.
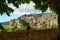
[0,25,20,32]
[0,23,58,32]
[19,18,29,26]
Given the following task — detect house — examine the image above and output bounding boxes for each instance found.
[9,19,22,29]
[21,13,58,29]
[9,13,58,29]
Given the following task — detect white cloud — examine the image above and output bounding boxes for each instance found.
[8,1,41,15]
[14,11,31,16]
[8,3,16,10]
[8,1,53,15]
[19,1,35,9]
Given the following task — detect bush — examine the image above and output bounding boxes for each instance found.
[42,24,47,29]
[30,26,36,30]
[19,18,29,26]
[0,29,1,32]
[1,24,27,32]
[51,24,58,29]
[2,25,20,32]
[21,26,27,31]
[3,25,11,32]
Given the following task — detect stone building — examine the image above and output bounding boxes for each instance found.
[9,13,58,29]
[9,19,22,29]
[21,13,58,29]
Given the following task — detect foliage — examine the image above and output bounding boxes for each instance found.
[19,18,29,26]
[2,25,13,32]
[0,29,1,32]
[33,0,48,13]
[0,1,14,16]
[1,25,20,32]
[51,23,58,29]
[0,0,30,16]
[0,23,6,32]
[41,22,47,29]
[12,27,20,32]
[56,15,58,19]
[0,0,59,32]
[0,23,58,32]
[0,0,60,16]
[21,26,27,31]
[1,24,27,32]
[42,24,47,29]
[30,26,36,30]
[32,0,60,14]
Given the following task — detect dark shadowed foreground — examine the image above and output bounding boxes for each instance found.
[0,29,58,40]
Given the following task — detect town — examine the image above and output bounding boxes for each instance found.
[8,13,58,30]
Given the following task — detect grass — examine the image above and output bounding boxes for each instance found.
[3,25,13,32]
[51,24,58,29]
[2,25,20,32]
[1,23,58,32]
[1,25,28,32]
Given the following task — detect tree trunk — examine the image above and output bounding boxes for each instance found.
[57,11,60,40]
[56,5,60,40]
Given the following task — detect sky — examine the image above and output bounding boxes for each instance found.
[0,1,53,23]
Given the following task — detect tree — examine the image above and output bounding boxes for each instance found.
[32,0,60,40]
[0,23,6,32]
[19,18,31,30]
[0,0,60,40]
[19,18,29,26]
[0,0,30,16]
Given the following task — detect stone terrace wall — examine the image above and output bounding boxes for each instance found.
[0,29,58,40]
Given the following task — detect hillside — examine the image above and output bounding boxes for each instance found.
[0,21,9,25]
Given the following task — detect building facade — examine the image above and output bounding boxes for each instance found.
[9,13,58,29]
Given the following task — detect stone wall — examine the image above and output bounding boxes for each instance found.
[0,29,58,40]
[9,19,22,29]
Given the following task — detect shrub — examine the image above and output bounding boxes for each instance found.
[19,18,29,26]
[42,24,47,29]
[2,25,20,32]
[30,26,36,30]
[0,29,1,32]
[3,25,11,32]
[51,23,58,29]
[21,26,27,31]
